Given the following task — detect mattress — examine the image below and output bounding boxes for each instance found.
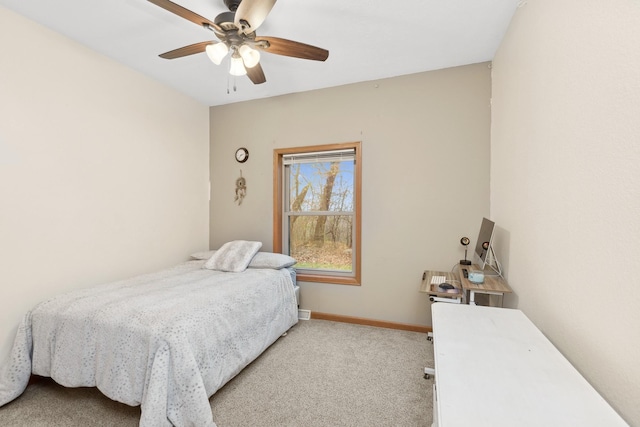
[0,260,298,426]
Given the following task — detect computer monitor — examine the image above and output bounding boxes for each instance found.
[474,217,495,271]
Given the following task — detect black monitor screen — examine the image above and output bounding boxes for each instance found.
[474,217,495,268]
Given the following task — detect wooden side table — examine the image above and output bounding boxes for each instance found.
[457,265,512,306]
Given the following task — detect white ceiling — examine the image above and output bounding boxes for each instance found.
[1,0,521,106]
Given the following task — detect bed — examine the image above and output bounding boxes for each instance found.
[0,241,299,427]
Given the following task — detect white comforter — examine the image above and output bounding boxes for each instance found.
[0,260,298,426]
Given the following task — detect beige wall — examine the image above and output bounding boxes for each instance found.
[210,63,491,326]
[0,7,210,363]
[491,0,640,424]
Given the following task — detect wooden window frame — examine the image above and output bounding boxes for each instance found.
[273,141,361,286]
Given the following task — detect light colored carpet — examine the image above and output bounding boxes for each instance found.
[0,319,434,426]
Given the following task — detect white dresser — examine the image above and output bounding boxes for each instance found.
[431,304,628,427]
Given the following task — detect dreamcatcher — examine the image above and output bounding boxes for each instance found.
[234,171,246,205]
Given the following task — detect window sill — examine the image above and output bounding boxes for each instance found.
[296,272,361,286]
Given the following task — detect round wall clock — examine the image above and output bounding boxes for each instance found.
[235,147,249,163]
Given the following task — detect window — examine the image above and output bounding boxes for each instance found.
[273,142,361,285]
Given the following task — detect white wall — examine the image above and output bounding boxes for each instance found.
[0,7,210,364]
[491,0,640,424]
[210,64,492,327]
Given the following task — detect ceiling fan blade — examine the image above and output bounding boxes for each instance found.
[147,0,221,31]
[234,0,277,34]
[246,62,267,84]
[255,36,329,61]
[159,41,213,59]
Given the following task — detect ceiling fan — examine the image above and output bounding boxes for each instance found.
[147,0,329,85]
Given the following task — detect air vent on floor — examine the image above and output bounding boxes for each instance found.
[298,309,311,320]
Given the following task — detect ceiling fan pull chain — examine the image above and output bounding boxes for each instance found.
[226,58,231,94]
[226,74,238,94]
[226,59,238,93]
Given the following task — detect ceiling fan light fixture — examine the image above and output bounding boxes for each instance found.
[239,44,260,68]
[206,42,229,65]
[229,55,247,76]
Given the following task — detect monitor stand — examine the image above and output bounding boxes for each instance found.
[482,247,502,276]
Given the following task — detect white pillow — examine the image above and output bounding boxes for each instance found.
[203,240,262,272]
[193,250,296,270]
[248,252,297,269]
